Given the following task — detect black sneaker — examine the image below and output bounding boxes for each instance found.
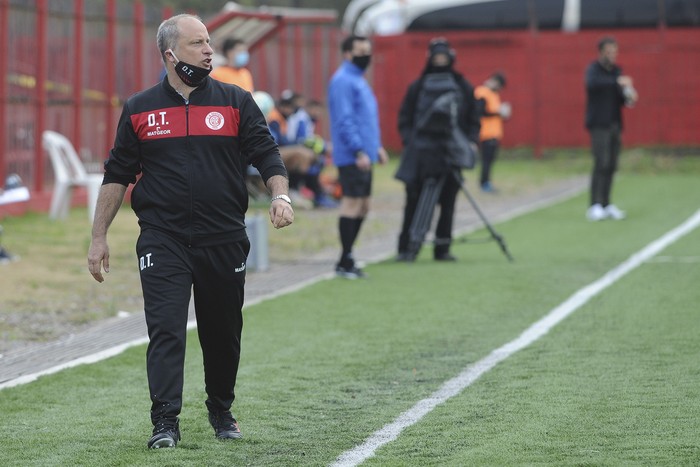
[434,253,457,262]
[0,246,19,264]
[148,418,180,449]
[208,410,243,440]
[335,263,366,279]
[396,252,416,262]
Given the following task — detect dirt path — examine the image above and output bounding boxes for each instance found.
[0,175,587,387]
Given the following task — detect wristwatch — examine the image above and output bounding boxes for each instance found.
[271,194,292,204]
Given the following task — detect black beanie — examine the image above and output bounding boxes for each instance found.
[429,39,452,58]
[425,38,455,71]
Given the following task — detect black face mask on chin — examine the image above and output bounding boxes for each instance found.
[351,54,371,71]
[169,50,211,87]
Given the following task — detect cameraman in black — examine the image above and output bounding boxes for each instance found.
[395,38,481,262]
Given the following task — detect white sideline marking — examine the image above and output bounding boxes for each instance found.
[332,208,700,467]
[0,321,195,391]
[0,179,585,392]
[0,337,147,390]
[0,280,331,392]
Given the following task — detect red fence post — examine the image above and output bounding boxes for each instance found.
[35,0,48,192]
[134,0,144,93]
[257,42,269,92]
[529,31,542,158]
[73,0,83,155]
[294,24,303,93]
[279,28,288,97]
[104,0,116,159]
[311,26,322,100]
[0,0,8,184]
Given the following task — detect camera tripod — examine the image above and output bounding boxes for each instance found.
[407,169,514,262]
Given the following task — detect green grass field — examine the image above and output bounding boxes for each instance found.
[1,152,699,466]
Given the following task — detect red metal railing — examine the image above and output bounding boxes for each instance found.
[0,2,340,217]
[3,2,697,218]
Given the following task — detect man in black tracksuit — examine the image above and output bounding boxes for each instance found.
[395,38,480,262]
[584,36,637,221]
[87,14,294,449]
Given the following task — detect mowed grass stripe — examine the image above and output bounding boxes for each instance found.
[333,205,700,466]
[367,226,700,466]
[0,172,698,466]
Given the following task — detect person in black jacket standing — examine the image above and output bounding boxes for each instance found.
[395,38,480,262]
[87,14,294,449]
[585,36,638,221]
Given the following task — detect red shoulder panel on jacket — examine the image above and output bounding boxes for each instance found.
[188,106,240,137]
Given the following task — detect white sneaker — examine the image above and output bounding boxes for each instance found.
[586,203,607,221]
[605,204,626,220]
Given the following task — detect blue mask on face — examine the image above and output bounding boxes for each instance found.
[234,51,249,68]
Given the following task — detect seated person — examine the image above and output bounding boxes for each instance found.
[266,93,316,208]
[251,91,315,207]
[282,91,338,208]
[0,225,15,264]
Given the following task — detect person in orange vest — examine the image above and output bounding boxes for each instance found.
[474,72,510,193]
[210,38,254,92]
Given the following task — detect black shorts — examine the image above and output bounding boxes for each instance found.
[338,165,373,198]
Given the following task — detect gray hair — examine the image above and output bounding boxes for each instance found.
[156,14,202,64]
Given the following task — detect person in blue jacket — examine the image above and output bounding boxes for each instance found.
[327,35,388,279]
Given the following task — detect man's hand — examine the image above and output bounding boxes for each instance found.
[86,183,127,283]
[617,75,634,88]
[87,237,110,283]
[377,147,389,165]
[355,151,372,171]
[269,199,294,229]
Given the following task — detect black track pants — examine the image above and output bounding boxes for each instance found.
[479,138,500,186]
[589,124,621,206]
[136,229,250,424]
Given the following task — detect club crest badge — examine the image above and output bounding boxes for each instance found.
[205,111,225,130]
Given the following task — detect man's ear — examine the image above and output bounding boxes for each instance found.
[165,49,177,64]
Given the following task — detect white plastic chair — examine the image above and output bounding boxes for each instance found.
[42,130,103,222]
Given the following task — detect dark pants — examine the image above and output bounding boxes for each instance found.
[136,229,249,424]
[589,124,621,206]
[480,138,500,186]
[398,173,460,257]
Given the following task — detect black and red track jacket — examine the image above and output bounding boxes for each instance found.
[103,77,287,247]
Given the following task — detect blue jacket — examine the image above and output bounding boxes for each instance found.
[328,61,382,167]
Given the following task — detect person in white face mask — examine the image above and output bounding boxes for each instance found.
[210,37,254,92]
